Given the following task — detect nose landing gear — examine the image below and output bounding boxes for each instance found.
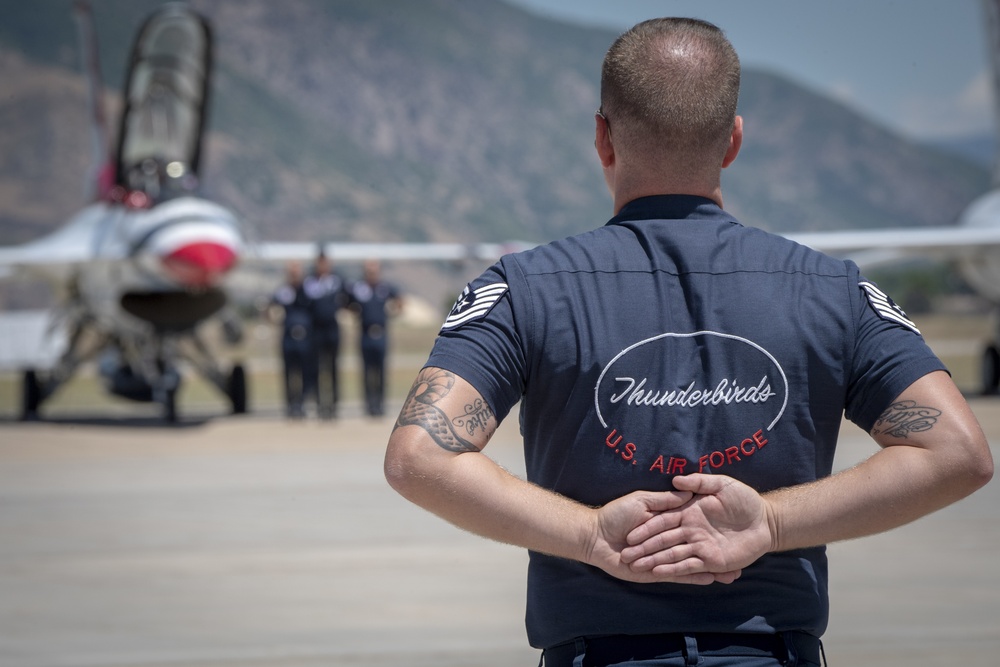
[983,344,1000,396]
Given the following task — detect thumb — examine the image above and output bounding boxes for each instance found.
[671,473,728,495]
[637,489,693,512]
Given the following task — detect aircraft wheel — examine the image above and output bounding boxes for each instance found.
[228,364,248,415]
[982,345,1000,396]
[22,370,42,421]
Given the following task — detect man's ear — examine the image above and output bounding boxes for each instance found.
[595,112,615,168]
[722,115,743,169]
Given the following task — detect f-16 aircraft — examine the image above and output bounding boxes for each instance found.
[788,0,1000,395]
[0,2,243,422]
[0,2,507,422]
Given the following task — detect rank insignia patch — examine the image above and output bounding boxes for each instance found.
[859,281,920,334]
[441,283,509,330]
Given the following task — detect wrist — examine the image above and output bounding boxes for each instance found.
[580,505,604,567]
[762,496,781,553]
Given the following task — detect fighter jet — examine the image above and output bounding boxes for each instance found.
[0,2,508,422]
[787,0,1000,395]
[0,3,248,422]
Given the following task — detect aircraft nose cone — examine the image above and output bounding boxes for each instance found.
[162,241,237,288]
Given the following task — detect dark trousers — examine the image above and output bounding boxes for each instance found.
[361,336,387,416]
[282,338,314,417]
[314,334,341,418]
[541,632,823,667]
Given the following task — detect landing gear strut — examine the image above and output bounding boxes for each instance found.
[164,386,178,423]
[228,364,247,414]
[983,345,1000,396]
[22,370,42,421]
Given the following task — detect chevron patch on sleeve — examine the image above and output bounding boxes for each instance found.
[441,282,509,330]
[859,281,920,334]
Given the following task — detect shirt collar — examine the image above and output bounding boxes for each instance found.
[606,195,731,227]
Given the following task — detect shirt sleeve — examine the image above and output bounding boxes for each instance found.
[425,263,527,424]
[844,271,948,433]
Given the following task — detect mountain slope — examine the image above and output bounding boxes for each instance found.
[0,0,989,252]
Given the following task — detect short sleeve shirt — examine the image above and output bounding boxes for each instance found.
[351,280,400,330]
[427,195,946,648]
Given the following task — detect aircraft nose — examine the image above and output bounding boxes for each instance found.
[131,198,245,289]
[162,240,238,288]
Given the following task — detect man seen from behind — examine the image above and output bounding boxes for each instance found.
[384,17,993,667]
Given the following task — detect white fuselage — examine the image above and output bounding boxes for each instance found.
[956,189,1000,304]
[6,196,245,338]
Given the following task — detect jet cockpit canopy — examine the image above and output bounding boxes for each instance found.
[115,3,211,203]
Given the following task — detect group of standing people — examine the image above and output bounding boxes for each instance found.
[272,253,400,419]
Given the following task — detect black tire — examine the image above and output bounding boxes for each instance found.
[22,370,42,421]
[982,345,1000,396]
[229,364,248,414]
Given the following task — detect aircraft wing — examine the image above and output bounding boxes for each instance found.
[248,224,999,273]
[784,225,1000,269]
[0,242,92,274]
[248,240,532,264]
[0,206,106,281]
[250,224,999,272]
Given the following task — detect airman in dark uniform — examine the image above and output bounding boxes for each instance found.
[272,261,313,418]
[349,260,401,417]
[304,252,348,419]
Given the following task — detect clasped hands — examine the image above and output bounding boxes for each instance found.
[589,473,775,585]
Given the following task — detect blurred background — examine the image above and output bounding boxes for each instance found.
[0,0,993,413]
[0,5,997,667]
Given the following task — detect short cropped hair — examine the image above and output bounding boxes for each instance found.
[600,18,741,166]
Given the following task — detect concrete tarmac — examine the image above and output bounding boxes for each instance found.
[0,399,997,667]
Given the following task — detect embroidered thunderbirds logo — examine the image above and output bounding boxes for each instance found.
[441,283,509,330]
[593,331,790,477]
[859,281,920,334]
[594,331,789,431]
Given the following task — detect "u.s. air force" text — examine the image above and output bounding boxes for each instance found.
[610,376,777,408]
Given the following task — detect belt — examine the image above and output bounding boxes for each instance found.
[542,631,821,666]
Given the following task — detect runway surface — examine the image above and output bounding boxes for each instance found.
[0,399,997,667]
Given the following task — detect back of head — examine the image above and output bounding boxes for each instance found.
[286,260,303,285]
[364,259,381,284]
[600,18,740,173]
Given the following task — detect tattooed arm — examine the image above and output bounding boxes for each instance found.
[385,367,729,584]
[763,369,991,550]
[623,370,993,577]
[392,367,495,453]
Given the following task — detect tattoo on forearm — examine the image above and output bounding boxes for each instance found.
[871,400,942,438]
[393,368,493,453]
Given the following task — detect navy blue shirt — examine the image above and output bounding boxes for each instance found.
[273,282,312,341]
[351,280,400,333]
[304,272,348,328]
[428,195,946,648]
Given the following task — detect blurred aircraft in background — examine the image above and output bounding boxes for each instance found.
[2,1,1000,423]
[0,2,509,422]
[787,0,1000,395]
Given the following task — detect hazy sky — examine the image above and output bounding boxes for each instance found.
[507,0,994,141]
